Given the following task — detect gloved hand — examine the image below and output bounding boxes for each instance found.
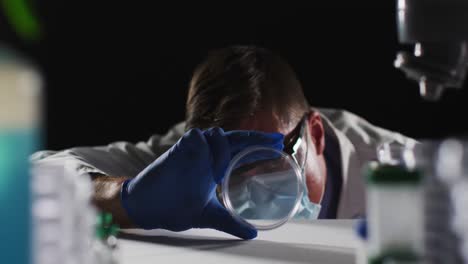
[120,127,284,239]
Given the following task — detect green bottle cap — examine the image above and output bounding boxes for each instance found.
[95,212,120,240]
[365,162,423,185]
[368,248,421,264]
[1,0,42,41]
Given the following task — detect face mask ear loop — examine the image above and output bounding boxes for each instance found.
[301,115,310,196]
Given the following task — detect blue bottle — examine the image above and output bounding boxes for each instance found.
[0,45,42,264]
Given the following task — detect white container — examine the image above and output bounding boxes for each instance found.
[365,163,425,261]
[31,160,97,264]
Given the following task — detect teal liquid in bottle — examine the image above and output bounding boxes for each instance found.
[0,130,39,263]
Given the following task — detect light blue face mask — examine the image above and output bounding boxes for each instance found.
[229,168,321,221]
[294,173,322,220]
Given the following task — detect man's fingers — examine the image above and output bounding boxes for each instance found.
[198,199,257,240]
[233,148,284,170]
[203,128,284,184]
[203,127,230,183]
[226,130,284,157]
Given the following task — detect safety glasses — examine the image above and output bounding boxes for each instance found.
[283,112,309,175]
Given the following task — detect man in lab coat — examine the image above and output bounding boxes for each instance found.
[32,46,416,239]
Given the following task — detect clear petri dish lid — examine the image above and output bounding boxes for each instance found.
[222,146,304,230]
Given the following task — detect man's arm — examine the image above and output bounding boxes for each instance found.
[31,123,188,228]
[90,174,135,228]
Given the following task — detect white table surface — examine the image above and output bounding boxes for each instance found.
[118,219,367,264]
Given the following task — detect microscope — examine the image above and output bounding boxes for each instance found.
[394,0,468,101]
[361,2,468,263]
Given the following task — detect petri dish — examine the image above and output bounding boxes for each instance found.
[221,146,304,230]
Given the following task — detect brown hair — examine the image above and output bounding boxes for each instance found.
[185,45,309,131]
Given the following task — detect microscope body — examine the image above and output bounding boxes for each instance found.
[395,0,468,100]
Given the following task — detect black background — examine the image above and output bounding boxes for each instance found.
[1,2,468,150]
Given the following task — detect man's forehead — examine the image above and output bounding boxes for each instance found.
[235,112,296,137]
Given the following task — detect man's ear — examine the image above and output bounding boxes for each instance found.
[307,111,325,155]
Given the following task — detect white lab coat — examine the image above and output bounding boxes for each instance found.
[31,107,417,219]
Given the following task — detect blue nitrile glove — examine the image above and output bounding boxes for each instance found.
[120,127,284,240]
